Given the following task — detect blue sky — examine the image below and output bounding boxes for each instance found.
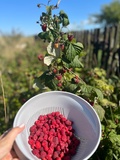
[0,0,113,36]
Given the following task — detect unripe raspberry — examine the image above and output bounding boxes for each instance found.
[57,82,62,87]
[56,74,62,80]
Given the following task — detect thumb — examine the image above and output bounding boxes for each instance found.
[4,124,25,148]
[0,124,25,159]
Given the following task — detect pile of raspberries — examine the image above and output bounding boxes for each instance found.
[28,111,80,160]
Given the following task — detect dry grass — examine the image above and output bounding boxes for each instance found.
[0,35,35,59]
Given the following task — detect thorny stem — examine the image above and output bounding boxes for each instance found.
[0,72,7,123]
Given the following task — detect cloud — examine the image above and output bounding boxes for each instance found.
[67,18,100,31]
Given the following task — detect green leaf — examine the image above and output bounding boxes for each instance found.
[36,71,57,90]
[80,84,93,94]
[93,88,104,100]
[73,42,84,50]
[107,120,117,129]
[38,31,49,40]
[62,17,69,26]
[80,84,103,100]
[66,43,83,61]
[33,71,50,89]
[70,55,84,68]
[59,10,68,18]
[63,72,74,81]
[109,132,120,144]
[48,31,54,41]
[42,12,47,17]
[46,79,57,90]
[33,77,45,89]
[100,98,117,107]
[64,81,78,93]
[93,104,105,121]
[66,43,76,61]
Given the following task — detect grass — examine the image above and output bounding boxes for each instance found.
[0,34,35,59]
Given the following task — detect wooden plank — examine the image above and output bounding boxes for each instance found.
[73,24,120,77]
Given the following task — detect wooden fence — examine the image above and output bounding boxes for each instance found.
[73,24,120,77]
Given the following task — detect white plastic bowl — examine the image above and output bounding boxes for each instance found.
[13,91,101,160]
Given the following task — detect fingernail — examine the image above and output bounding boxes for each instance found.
[19,124,25,128]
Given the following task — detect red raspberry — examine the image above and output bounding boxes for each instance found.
[28,138,34,145]
[56,145,61,151]
[30,125,37,132]
[56,74,62,80]
[28,111,80,159]
[32,149,39,157]
[59,152,64,158]
[53,137,59,146]
[36,129,41,136]
[56,158,62,160]
[33,134,38,141]
[40,151,47,159]
[35,141,41,149]
[44,146,49,151]
[53,151,59,159]
[63,155,71,160]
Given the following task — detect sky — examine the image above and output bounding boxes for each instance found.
[0,0,113,36]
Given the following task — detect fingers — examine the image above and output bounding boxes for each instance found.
[5,124,25,144]
[5,124,25,142]
[0,124,25,160]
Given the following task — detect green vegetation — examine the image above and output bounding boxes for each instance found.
[0,35,47,132]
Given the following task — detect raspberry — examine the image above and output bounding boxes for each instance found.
[30,125,37,134]
[56,74,62,80]
[33,134,37,141]
[44,146,49,151]
[53,137,59,146]
[32,149,39,157]
[56,158,62,160]
[65,120,72,126]
[63,155,71,160]
[35,141,41,149]
[56,145,61,151]
[53,151,59,159]
[28,138,34,145]
[40,151,47,159]
[36,129,41,136]
[28,111,80,159]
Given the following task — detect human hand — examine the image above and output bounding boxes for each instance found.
[0,124,25,160]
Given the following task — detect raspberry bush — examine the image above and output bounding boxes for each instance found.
[34,1,120,160]
[35,0,103,106]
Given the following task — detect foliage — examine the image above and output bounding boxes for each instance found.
[91,0,120,26]
[34,1,120,159]
[35,1,103,105]
[0,39,47,133]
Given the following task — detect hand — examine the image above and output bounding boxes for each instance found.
[0,124,25,160]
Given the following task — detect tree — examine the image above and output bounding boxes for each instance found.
[92,0,120,26]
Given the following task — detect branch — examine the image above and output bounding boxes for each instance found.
[52,0,62,9]
[56,0,62,7]
[48,0,62,6]
[48,0,52,5]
